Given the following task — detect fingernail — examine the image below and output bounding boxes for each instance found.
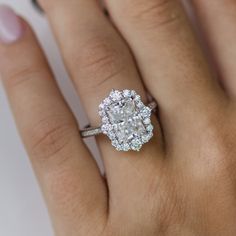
[0,5,23,44]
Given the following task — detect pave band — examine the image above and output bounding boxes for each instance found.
[80,89,158,152]
[80,126,102,138]
[80,101,157,138]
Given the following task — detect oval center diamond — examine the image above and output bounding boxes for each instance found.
[99,90,154,151]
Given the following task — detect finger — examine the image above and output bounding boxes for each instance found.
[0,7,107,235]
[104,0,227,136]
[191,0,236,98]
[38,0,164,218]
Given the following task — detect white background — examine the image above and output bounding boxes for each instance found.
[0,1,100,235]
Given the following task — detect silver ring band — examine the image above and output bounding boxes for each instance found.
[80,101,157,138]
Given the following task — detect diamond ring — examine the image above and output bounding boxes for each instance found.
[80,90,157,152]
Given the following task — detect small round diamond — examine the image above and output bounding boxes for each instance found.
[101,124,112,134]
[146,124,154,132]
[134,94,141,101]
[141,107,151,118]
[136,101,144,109]
[99,110,105,117]
[108,131,116,140]
[130,90,136,97]
[110,90,122,101]
[102,116,109,123]
[99,103,104,110]
[122,143,130,152]
[116,145,123,151]
[123,90,131,97]
[143,118,151,125]
[111,139,118,146]
[142,133,153,143]
[131,138,142,151]
[103,97,111,105]
[112,140,122,151]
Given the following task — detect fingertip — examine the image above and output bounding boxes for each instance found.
[0,5,26,45]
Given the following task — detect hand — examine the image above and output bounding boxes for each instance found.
[1,1,236,235]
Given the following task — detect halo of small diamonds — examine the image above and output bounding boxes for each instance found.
[99,89,154,151]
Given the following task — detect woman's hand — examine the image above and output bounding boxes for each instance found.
[1,1,236,235]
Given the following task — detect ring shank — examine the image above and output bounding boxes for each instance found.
[80,101,157,138]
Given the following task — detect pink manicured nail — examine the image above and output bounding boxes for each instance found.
[0,5,23,44]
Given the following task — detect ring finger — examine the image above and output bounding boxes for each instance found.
[38,0,164,220]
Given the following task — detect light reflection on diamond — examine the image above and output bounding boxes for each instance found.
[99,89,154,151]
[143,118,151,125]
[146,124,154,132]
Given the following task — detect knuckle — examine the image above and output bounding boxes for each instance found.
[198,109,236,169]
[75,36,125,90]
[28,115,76,163]
[47,169,84,215]
[203,118,229,155]
[157,186,186,234]
[48,170,108,235]
[45,171,93,230]
[123,0,181,30]
[146,174,184,232]
[4,65,47,91]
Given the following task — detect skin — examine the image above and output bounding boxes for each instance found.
[1,0,236,235]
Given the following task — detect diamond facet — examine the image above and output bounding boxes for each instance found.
[99,89,154,151]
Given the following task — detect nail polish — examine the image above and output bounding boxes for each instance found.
[0,5,23,44]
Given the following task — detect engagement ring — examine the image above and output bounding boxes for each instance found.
[80,89,157,152]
